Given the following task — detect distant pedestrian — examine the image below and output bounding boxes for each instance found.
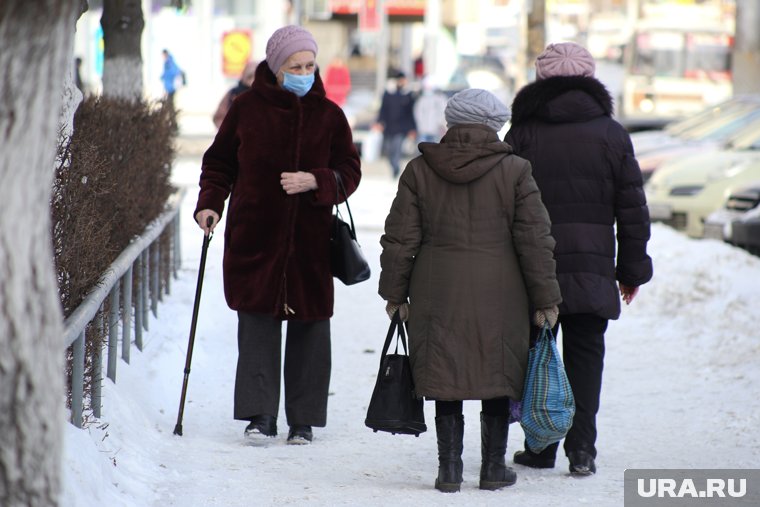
[161,49,184,107]
[74,56,85,94]
[323,56,352,108]
[379,88,562,493]
[413,78,447,143]
[213,61,258,129]
[504,42,653,476]
[373,71,416,178]
[413,54,425,81]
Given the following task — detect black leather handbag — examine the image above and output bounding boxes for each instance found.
[365,311,427,436]
[330,174,370,285]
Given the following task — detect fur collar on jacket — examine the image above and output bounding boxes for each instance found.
[510,75,613,125]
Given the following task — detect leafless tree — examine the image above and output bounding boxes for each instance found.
[0,1,83,505]
[101,0,145,99]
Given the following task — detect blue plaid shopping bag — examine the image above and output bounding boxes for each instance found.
[520,323,575,453]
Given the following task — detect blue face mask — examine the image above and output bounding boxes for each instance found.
[282,72,315,97]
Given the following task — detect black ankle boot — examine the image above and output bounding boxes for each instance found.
[513,441,558,469]
[244,414,277,438]
[568,449,596,476]
[479,413,517,490]
[434,414,464,493]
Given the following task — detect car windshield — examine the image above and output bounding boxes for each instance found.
[679,106,760,142]
[664,99,754,137]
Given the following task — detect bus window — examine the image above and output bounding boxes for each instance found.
[684,33,731,80]
[632,31,684,78]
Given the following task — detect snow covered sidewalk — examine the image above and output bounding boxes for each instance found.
[62,160,760,506]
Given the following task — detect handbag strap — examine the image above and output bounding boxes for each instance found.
[379,311,410,366]
[333,172,357,235]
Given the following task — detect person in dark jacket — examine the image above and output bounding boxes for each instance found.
[194,26,361,445]
[504,42,653,476]
[380,89,562,493]
[373,71,417,177]
[212,60,258,129]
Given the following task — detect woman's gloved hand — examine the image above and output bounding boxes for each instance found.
[385,301,409,322]
[533,305,559,328]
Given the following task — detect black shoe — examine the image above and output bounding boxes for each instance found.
[434,414,464,493]
[479,413,516,490]
[244,415,277,438]
[568,450,596,476]
[513,448,556,469]
[287,425,313,445]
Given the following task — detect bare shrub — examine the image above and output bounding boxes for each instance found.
[54,96,178,418]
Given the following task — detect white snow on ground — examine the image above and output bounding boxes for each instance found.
[61,158,760,507]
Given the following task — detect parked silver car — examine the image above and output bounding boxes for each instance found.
[703,182,760,254]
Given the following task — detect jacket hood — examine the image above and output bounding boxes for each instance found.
[251,60,326,108]
[510,75,613,125]
[419,124,513,184]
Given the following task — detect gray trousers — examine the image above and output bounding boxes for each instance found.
[235,312,331,427]
[383,133,405,177]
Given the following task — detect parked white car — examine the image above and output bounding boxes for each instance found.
[645,122,760,237]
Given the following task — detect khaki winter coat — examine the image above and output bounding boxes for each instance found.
[379,124,562,401]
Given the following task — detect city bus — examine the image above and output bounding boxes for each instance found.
[620,9,733,124]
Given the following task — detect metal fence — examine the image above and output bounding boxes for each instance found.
[63,189,186,428]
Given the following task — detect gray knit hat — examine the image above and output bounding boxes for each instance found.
[265,25,318,74]
[444,89,510,132]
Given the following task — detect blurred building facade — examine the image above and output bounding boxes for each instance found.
[73,0,746,124]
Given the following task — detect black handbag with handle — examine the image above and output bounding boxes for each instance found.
[330,174,371,285]
[365,311,427,436]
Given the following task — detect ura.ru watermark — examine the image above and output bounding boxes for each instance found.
[624,469,760,506]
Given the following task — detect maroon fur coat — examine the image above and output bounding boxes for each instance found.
[194,62,361,320]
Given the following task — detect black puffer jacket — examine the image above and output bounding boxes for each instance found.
[505,76,653,320]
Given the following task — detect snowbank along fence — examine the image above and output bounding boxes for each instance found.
[63,189,186,428]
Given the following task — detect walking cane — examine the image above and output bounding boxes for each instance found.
[173,216,213,436]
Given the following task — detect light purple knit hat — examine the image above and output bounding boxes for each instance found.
[265,25,318,75]
[535,42,595,80]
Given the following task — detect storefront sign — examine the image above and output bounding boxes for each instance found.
[222,29,252,78]
[330,0,424,17]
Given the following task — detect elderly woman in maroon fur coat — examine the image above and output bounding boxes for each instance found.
[194,25,361,445]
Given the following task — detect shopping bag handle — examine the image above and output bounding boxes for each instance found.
[379,310,409,362]
[541,322,556,340]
